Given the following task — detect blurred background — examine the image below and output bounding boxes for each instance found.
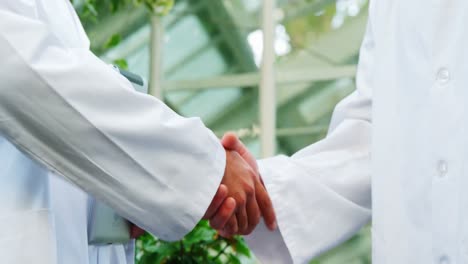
[73,0,370,263]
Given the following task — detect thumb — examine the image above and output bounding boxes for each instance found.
[221,132,259,172]
[221,132,242,152]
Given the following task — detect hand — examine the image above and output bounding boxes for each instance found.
[205,150,263,235]
[219,132,277,237]
[203,184,237,223]
[131,188,233,239]
[130,223,146,239]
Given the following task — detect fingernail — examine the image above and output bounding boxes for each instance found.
[269,222,277,231]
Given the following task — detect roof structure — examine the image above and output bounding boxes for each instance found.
[84,0,368,158]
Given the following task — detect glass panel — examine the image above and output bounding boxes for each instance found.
[276,78,355,154]
[179,88,242,124]
[279,0,368,65]
[163,15,212,72]
[166,47,228,81]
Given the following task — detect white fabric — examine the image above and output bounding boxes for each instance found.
[247,1,468,263]
[0,0,226,263]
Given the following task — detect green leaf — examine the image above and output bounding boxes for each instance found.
[84,1,98,16]
[105,34,122,49]
[184,226,217,246]
[228,255,242,264]
[113,59,128,70]
[234,238,251,257]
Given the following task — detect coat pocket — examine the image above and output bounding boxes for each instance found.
[0,210,57,264]
[372,227,386,264]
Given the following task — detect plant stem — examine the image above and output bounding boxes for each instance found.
[179,241,184,256]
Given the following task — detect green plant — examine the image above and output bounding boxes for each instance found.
[137,221,251,264]
[74,0,174,22]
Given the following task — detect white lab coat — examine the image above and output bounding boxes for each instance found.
[247,1,468,263]
[0,0,226,263]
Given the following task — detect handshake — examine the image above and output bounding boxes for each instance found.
[202,133,277,237]
[130,133,277,239]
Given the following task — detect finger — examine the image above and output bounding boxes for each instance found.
[130,224,146,239]
[221,132,240,151]
[218,228,234,238]
[222,132,258,172]
[223,216,238,236]
[244,195,260,235]
[209,197,236,230]
[203,184,228,219]
[236,204,248,234]
[259,175,266,187]
[255,180,277,231]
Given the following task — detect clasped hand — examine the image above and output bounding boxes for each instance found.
[203,133,277,237]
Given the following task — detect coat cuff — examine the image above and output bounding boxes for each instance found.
[182,137,227,233]
[246,156,371,264]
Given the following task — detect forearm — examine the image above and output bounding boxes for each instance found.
[0,9,226,241]
[246,120,371,264]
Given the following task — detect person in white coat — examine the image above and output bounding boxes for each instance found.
[215,1,468,263]
[0,0,277,263]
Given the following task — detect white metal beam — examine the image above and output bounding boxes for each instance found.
[162,65,357,91]
[148,16,164,98]
[214,125,329,139]
[259,0,277,158]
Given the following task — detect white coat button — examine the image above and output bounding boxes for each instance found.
[436,68,450,84]
[438,255,450,264]
[437,160,448,178]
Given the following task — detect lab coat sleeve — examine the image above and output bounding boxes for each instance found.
[0,9,226,241]
[245,17,376,264]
